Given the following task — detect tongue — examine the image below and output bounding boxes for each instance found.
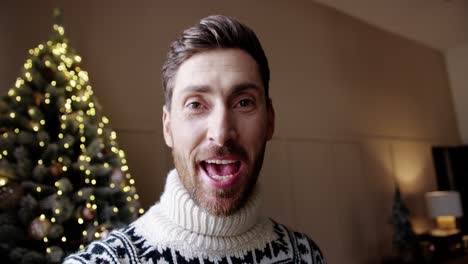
[205,162,239,177]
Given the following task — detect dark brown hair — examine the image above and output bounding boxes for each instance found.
[162,15,270,109]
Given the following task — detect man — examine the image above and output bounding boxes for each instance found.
[65,15,325,264]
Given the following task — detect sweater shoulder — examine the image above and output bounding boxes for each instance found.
[272,220,326,264]
[63,227,139,264]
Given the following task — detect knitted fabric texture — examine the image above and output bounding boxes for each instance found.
[64,170,326,263]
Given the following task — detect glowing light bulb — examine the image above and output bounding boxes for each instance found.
[0,178,7,187]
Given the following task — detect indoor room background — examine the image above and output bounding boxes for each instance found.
[1,1,467,263]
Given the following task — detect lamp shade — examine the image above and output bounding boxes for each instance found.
[425,191,463,218]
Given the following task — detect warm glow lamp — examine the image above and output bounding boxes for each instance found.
[425,191,463,236]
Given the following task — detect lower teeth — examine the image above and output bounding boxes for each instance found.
[211,174,233,180]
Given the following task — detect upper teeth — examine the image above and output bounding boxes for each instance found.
[205,160,236,165]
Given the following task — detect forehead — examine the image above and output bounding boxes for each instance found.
[172,49,263,97]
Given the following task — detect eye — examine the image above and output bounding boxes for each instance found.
[237,99,255,108]
[187,102,202,109]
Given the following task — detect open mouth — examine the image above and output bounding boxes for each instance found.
[200,159,241,180]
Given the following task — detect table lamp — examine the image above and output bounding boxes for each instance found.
[425,191,463,236]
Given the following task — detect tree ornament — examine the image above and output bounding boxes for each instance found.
[34,92,43,106]
[49,162,63,177]
[0,180,23,209]
[81,206,95,220]
[46,246,64,264]
[55,178,73,193]
[29,216,52,240]
[110,168,124,185]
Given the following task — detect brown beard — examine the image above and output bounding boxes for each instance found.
[172,142,266,216]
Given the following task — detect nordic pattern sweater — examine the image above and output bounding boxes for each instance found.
[64,170,325,264]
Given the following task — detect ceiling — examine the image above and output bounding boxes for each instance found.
[314,0,468,52]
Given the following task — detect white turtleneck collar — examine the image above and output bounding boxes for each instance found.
[131,169,277,260]
[160,169,261,236]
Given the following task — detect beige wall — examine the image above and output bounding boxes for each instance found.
[0,0,460,263]
[446,42,468,143]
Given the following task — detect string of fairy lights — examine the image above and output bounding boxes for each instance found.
[0,21,144,255]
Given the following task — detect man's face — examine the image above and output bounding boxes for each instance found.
[162,48,275,216]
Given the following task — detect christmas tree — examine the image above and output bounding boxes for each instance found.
[0,9,142,263]
[389,185,421,263]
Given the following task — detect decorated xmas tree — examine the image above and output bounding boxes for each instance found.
[389,185,421,263]
[0,9,142,263]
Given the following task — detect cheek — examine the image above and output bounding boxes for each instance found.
[171,119,206,155]
[238,116,268,150]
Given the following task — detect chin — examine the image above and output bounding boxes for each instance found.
[199,192,244,216]
[198,175,255,216]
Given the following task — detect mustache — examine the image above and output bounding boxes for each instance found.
[198,143,248,161]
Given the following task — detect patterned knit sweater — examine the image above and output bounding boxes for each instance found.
[64,170,325,264]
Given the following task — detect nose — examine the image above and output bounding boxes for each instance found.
[207,105,237,145]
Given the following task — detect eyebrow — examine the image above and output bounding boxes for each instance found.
[231,82,262,96]
[182,85,212,94]
[181,82,262,96]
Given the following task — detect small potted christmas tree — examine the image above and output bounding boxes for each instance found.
[387,185,423,263]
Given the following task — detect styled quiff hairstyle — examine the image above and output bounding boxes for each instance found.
[162,15,270,109]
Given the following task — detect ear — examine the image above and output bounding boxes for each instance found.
[162,105,173,148]
[266,98,275,141]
